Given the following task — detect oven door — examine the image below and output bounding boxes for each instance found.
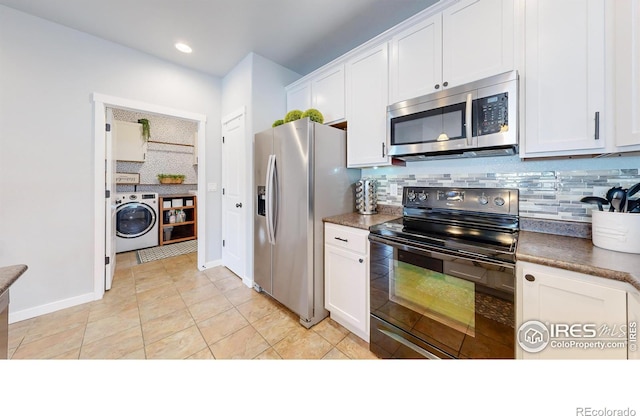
[369,235,515,359]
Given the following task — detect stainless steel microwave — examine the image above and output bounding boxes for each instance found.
[387,70,518,161]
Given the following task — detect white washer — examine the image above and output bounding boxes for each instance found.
[115,192,159,253]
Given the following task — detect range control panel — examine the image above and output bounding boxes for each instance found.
[402,187,518,215]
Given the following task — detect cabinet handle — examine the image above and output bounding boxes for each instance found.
[359,259,364,263]
[235,203,243,208]
[334,237,348,243]
[443,81,448,87]
[434,84,440,89]
[594,111,600,140]
[524,274,535,282]
[382,142,386,158]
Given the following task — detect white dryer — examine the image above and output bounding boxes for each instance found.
[115,192,159,253]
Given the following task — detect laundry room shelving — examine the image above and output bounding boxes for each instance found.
[159,195,197,245]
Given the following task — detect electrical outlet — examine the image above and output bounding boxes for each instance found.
[593,186,609,199]
[389,183,398,196]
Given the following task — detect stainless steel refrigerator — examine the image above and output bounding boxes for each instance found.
[254,118,360,328]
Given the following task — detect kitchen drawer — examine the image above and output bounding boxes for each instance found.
[324,223,369,254]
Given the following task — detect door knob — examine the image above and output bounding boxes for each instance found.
[236,203,243,208]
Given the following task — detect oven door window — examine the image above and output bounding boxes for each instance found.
[370,240,515,359]
[390,101,467,146]
[391,254,476,336]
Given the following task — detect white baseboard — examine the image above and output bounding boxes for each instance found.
[9,292,97,324]
[199,259,223,271]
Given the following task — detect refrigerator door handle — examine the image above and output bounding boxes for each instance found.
[271,154,279,241]
[265,154,275,245]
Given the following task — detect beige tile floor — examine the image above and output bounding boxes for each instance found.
[8,250,377,360]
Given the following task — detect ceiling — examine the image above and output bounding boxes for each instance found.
[0,0,440,78]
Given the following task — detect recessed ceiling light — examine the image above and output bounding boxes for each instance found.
[175,42,192,54]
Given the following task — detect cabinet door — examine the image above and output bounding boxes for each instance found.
[389,14,442,103]
[518,262,627,359]
[324,243,369,341]
[113,120,146,162]
[346,43,390,168]
[522,0,607,156]
[312,65,345,124]
[615,0,640,149]
[286,82,311,114]
[442,0,514,89]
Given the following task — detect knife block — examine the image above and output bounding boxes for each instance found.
[591,210,640,254]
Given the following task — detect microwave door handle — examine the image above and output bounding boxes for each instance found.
[465,93,473,146]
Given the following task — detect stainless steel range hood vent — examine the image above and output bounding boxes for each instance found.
[393,145,518,162]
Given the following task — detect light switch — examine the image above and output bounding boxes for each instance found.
[208,182,217,192]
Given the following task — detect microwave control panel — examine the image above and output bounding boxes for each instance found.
[476,92,508,136]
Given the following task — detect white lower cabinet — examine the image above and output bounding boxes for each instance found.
[517,261,628,359]
[324,223,369,342]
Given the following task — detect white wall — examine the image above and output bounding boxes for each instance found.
[221,52,299,282]
[0,6,222,321]
[251,53,300,134]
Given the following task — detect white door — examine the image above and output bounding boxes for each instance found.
[221,109,246,278]
[105,108,116,290]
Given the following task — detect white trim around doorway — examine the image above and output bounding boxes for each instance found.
[91,93,207,300]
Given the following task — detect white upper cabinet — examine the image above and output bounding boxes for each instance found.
[442,0,515,89]
[113,120,146,162]
[614,0,640,150]
[521,0,609,157]
[311,65,345,124]
[286,64,345,125]
[389,14,442,104]
[285,82,311,115]
[346,43,390,168]
[389,0,514,104]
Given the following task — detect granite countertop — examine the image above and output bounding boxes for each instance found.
[323,210,401,231]
[0,264,28,297]
[517,231,640,291]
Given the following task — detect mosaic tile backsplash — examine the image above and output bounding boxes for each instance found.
[113,109,198,195]
[363,169,640,223]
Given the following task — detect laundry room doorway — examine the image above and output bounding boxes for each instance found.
[92,93,207,298]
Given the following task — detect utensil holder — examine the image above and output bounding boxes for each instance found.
[591,210,640,254]
[355,179,377,215]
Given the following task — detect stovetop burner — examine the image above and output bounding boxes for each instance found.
[369,187,519,264]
